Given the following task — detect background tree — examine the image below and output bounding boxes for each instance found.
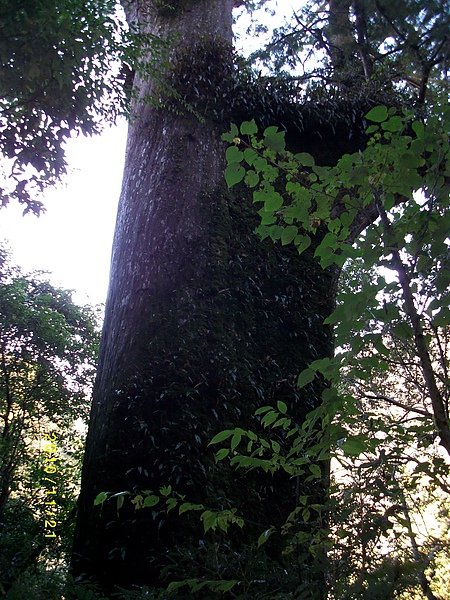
[247,0,449,102]
[0,246,98,595]
[327,261,450,600]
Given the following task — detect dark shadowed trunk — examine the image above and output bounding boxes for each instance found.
[71,1,347,596]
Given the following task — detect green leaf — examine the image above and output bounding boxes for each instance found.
[261,411,278,427]
[254,189,273,204]
[366,124,379,134]
[392,322,413,340]
[257,527,275,548]
[159,485,172,497]
[264,192,283,211]
[224,163,245,188]
[201,510,218,533]
[295,234,311,255]
[215,580,237,592]
[240,119,258,135]
[221,123,239,143]
[143,495,160,508]
[309,464,321,478]
[209,429,234,445]
[336,529,349,539]
[340,437,366,457]
[131,494,143,509]
[264,126,285,153]
[281,225,298,246]
[244,148,258,165]
[94,492,108,506]
[230,432,242,450]
[398,152,421,169]
[255,405,273,415]
[244,170,259,187]
[297,368,314,388]
[259,209,276,225]
[167,581,188,593]
[381,116,403,132]
[412,120,424,138]
[277,400,288,414]
[294,152,315,167]
[435,268,450,293]
[179,502,203,515]
[166,498,178,512]
[215,448,230,461]
[433,308,450,327]
[365,105,388,123]
[225,146,244,163]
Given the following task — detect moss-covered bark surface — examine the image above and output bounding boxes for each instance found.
[71,1,374,596]
[74,175,336,594]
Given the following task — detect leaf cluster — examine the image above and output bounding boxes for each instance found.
[246,0,449,102]
[0,0,128,214]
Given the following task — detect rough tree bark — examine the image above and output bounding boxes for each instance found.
[71,1,354,596]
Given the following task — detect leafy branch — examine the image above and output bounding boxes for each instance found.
[222,99,450,456]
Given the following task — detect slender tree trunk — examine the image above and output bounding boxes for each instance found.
[71,1,337,595]
[326,0,354,74]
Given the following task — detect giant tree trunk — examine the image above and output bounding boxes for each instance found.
[71,1,337,596]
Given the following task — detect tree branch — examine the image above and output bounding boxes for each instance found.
[377,200,450,456]
[363,394,432,418]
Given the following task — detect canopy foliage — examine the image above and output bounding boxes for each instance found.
[0,0,127,214]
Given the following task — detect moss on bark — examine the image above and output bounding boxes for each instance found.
[73,169,334,594]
